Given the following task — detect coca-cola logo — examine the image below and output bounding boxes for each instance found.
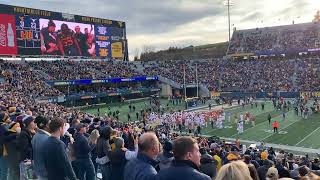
[0,24,6,47]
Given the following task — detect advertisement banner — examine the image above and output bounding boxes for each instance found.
[94,25,111,58]
[111,41,123,58]
[0,14,18,55]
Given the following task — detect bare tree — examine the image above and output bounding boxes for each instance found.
[142,45,155,54]
[133,48,140,61]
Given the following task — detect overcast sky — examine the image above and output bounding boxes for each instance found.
[2,0,320,59]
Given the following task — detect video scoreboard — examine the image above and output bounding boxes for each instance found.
[0,4,128,60]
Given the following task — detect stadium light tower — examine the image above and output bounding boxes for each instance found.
[224,0,235,44]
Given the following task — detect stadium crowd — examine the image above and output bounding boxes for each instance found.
[29,60,142,81]
[1,59,320,180]
[2,57,319,97]
[2,100,320,180]
[228,23,320,54]
[143,58,320,92]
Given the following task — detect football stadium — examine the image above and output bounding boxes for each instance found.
[1,1,320,180]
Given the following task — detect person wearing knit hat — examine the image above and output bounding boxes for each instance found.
[4,122,21,180]
[227,153,239,161]
[32,116,51,179]
[157,140,174,170]
[261,151,269,160]
[22,116,36,130]
[34,116,50,130]
[17,116,36,162]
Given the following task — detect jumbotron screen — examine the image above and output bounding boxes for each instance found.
[0,4,127,59]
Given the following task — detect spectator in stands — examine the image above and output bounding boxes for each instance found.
[248,163,260,180]
[88,129,100,171]
[4,122,21,180]
[109,137,128,180]
[73,123,95,180]
[266,167,279,180]
[258,158,274,180]
[199,147,217,178]
[32,116,51,180]
[0,112,11,180]
[157,140,174,170]
[215,161,253,180]
[17,116,36,162]
[43,118,77,180]
[96,126,112,180]
[275,158,290,178]
[124,132,161,180]
[157,136,211,180]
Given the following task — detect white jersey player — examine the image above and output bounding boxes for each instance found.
[237,120,244,134]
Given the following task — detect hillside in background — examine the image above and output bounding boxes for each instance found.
[138,42,228,61]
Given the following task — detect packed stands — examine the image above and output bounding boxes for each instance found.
[228,22,320,55]
[143,58,320,92]
[29,60,142,80]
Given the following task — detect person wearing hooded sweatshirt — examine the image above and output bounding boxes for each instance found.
[157,140,174,170]
[4,122,21,180]
[257,159,274,180]
[0,112,11,180]
[199,148,217,179]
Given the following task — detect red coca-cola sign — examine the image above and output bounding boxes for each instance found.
[0,14,17,55]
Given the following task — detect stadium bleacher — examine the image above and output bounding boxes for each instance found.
[1,7,320,180]
[228,22,320,55]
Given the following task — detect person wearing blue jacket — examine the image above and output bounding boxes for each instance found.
[43,118,77,180]
[32,116,51,180]
[73,123,95,180]
[124,132,161,180]
[157,136,211,180]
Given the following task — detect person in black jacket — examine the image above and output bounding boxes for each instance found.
[157,140,174,170]
[0,112,11,180]
[96,126,112,180]
[43,118,77,180]
[157,136,211,180]
[4,122,21,180]
[109,137,127,180]
[73,123,95,180]
[17,116,36,162]
[199,148,217,179]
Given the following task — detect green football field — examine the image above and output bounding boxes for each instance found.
[200,103,320,149]
[82,99,320,150]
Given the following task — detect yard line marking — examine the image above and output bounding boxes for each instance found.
[295,126,320,146]
[260,119,299,141]
[230,112,281,138]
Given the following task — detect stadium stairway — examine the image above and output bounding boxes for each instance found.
[34,69,51,80]
[292,62,299,90]
[133,62,182,89]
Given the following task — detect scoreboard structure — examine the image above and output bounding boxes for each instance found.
[16,15,41,55]
[0,4,128,61]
